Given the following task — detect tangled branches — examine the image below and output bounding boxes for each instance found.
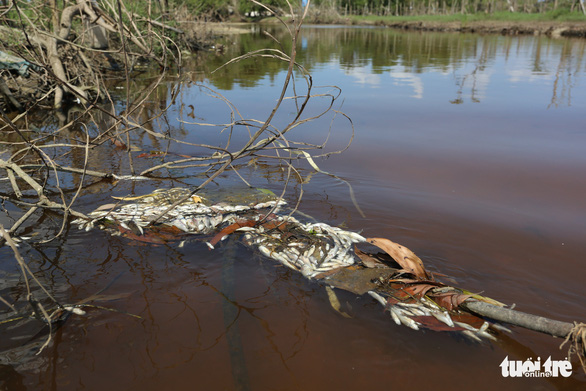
[1,0,355,354]
[0,0,181,110]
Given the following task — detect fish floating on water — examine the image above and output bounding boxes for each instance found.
[73,188,499,341]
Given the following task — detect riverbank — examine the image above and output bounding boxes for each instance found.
[351,18,586,38]
[262,12,586,38]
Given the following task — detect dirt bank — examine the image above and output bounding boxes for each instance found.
[359,19,586,38]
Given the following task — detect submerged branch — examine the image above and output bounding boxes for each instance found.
[462,300,574,338]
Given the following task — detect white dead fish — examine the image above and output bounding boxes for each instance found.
[64,306,86,316]
[389,308,402,325]
[390,307,420,330]
[461,330,482,342]
[431,310,454,327]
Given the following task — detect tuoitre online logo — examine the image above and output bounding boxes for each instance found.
[500,356,573,378]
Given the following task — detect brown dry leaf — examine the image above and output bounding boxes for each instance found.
[450,293,473,308]
[112,138,127,149]
[382,280,444,304]
[430,294,456,311]
[260,220,290,232]
[354,247,390,268]
[403,283,437,299]
[117,225,166,244]
[208,220,256,247]
[367,238,430,280]
[137,152,160,158]
[191,195,203,203]
[429,291,472,311]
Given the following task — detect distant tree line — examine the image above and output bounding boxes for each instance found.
[107,0,585,19]
[151,0,303,19]
[310,0,585,15]
[152,0,585,18]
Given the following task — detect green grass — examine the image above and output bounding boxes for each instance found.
[347,10,586,24]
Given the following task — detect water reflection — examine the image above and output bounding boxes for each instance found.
[208,26,584,109]
[391,70,424,98]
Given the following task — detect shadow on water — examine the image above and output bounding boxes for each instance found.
[1,25,585,390]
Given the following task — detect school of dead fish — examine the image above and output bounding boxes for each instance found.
[73,188,498,341]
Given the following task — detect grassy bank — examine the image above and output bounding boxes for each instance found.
[346,10,586,24]
[280,8,586,38]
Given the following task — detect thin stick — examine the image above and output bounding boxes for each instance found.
[8,206,39,234]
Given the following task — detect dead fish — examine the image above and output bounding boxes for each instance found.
[461,330,482,342]
[272,252,298,271]
[64,306,86,316]
[326,286,352,318]
[170,218,189,232]
[235,226,256,232]
[431,310,454,327]
[344,231,366,243]
[341,252,356,265]
[368,291,387,306]
[300,264,314,278]
[477,329,496,341]
[390,307,420,330]
[490,323,512,333]
[258,245,271,258]
[301,245,313,261]
[476,321,496,340]
[282,250,298,264]
[288,246,301,256]
[396,304,427,317]
[454,321,478,332]
[389,308,402,325]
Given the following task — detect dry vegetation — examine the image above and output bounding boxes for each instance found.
[0,0,356,354]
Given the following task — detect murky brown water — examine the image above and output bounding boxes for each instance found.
[1,26,586,390]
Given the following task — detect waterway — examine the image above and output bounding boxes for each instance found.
[1,24,585,390]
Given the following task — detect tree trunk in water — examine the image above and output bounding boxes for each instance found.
[43,35,89,108]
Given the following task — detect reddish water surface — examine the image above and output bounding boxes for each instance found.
[1,27,586,390]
